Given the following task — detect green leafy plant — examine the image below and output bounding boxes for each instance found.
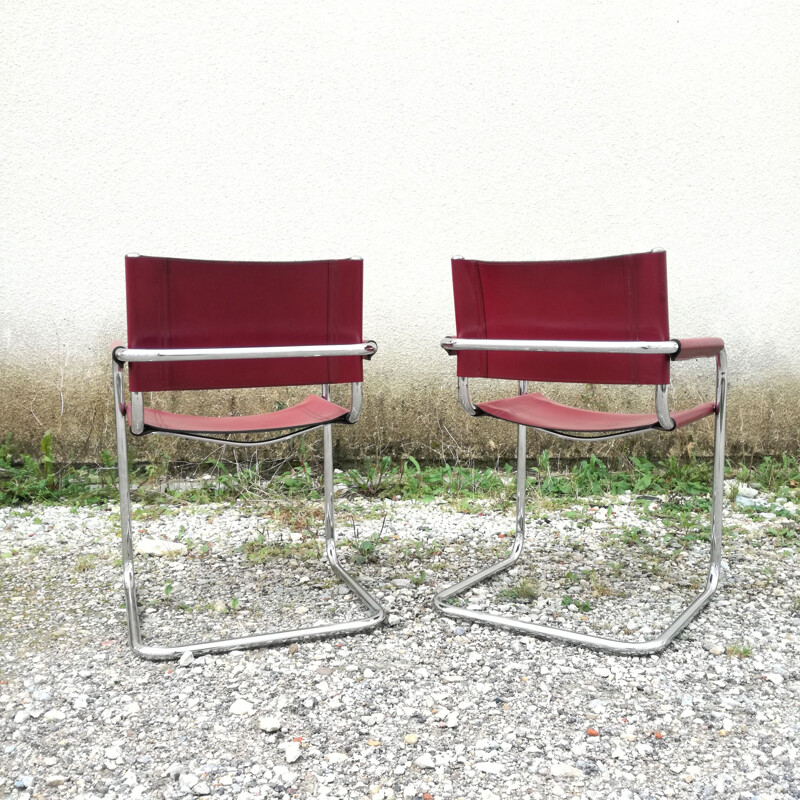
[561,594,591,612]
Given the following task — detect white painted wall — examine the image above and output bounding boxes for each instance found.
[2,1,799,387]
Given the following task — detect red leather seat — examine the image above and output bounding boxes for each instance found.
[477,392,715,433]
[129,395,349,435]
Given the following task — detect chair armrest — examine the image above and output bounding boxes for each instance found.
[441,336,678,356]
[116,341,378,363]
[671,338,725,361]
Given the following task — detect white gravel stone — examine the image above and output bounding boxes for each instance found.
[43,709,65,721]
[550,761,583,778]
[475,762,505,774]
[179,773,199,792]
[415,753,435,769]
[178,651,195,667]
[258,715,281,732]
[285,741,302,763]
[134,537,188,557]
[229,699,254,715]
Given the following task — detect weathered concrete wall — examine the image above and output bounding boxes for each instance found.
[1,351,798,465]
[2,2,800,460]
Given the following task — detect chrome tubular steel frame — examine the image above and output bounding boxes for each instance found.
[112,352,385,661]
[441,336,680,356]
[434,348,728,655]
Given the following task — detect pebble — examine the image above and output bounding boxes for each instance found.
[415,753,435,769]
[476,762,505,774]
[404,734,419,745]
[259,715,281,732]
[178,651,195,667]
[179,772,199,792]
[229,699,254,715]
[43,709,65,721]
[550,762,583,778]
[134,537,188,557]
[285,741,302,763]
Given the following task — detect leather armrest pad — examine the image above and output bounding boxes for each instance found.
[672,337,724,361]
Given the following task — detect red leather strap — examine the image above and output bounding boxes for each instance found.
[672,338,724,361]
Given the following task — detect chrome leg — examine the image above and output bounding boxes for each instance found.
[115,377,385,661]
[433,367,728,655]
[321,421,386,623]
[113,357,141,649]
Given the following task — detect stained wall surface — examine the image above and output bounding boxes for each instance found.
[2,2,799,458]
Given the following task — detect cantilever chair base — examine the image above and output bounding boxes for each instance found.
[433,415,725,654]
[113,360,385,662]
[434,582,720,657]
[434,357,727,656]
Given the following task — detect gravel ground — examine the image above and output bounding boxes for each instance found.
[1,482,799,800]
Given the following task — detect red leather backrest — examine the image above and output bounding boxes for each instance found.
[452,252,670,385]
[126,256,364,391]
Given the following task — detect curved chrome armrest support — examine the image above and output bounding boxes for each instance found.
[347,383,363,423]
[112,356,126,417]
[118,341,377,363]
[715,347,728,408]
[441,336,679,356]
[665,344,728,420]
[655,385,675,430]
[458,377,478,416]
[129,392,144,435]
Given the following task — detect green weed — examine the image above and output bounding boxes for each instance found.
[726,642,753,659]
[499,578,539,602]
[561,594,591,612]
